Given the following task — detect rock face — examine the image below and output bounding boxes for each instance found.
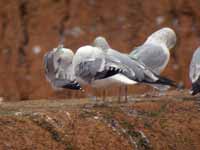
[0,0,200,100]
[0,94,200,150]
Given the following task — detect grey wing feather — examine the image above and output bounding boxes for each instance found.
[189,47,200,83]
[129,44,168,74]
[75,56,128,82]
[107,48,175,87]
[129,46,143,59]
[107,48,159,83]
[75,58,105,83]
[44,51,56,82]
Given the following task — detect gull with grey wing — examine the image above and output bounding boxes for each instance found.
[189,47,200,95]
[44,45,81,90]
[129,27,177,92]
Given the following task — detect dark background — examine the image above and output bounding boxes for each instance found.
[0,0,200,101]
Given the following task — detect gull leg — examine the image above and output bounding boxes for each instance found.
[94,88,98,101]
[102,89,106,102]
[118,86,122,103]
[86,88,97,102]
[124,85,128,102]
[142,88,156,97]
[150,88,165,97]
[195,99,200,111]
[157,90,166,97]
[151,88,156,97]
[82,89,97,106]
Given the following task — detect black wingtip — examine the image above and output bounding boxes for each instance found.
[155,75,177,87]
[190,82,200,95]
[95,66,123,80]
[61,81,82,90]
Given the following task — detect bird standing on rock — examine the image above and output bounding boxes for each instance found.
[93,36,135,101]
[129,27,177,95]
[44,45,81,90]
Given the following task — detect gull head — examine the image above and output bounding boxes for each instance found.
[53,45,74,69]
[145,27,177,50]
[73,45,102,63]
[72,45,104,72]
[93,36,110,51]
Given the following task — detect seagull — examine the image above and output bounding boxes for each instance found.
[72,43,175,101]
[189,47,200,95]
[129,27,177,93]
[129,27,176,74]
[44,45,82,90]
[92,36,136,101]
[73,45,137,87]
